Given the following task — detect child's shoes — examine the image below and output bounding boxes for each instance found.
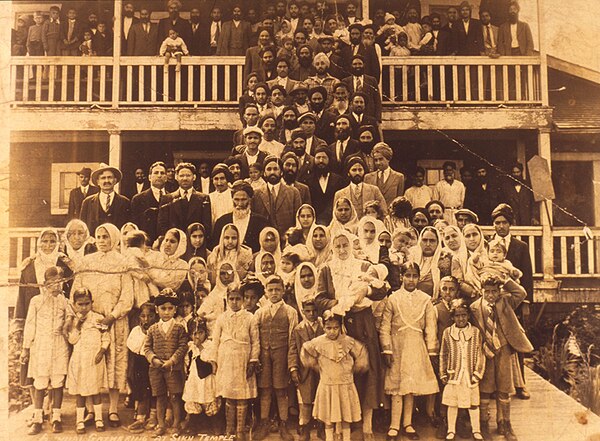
[76,421,86,434]
[95,419,105,432]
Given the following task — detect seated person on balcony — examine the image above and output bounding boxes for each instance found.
[497,1,534,56]
[158,0,191,50]
[480,9,499,57]
[433,161,466,224]
[217,5,253,57]
[160,29,189,72]
[92,22,113,56]
[61,8,84,56]
[42,6,62,56]
[127,8,159,56]
[26,12,45,56]
[342,55,382,123]
[291,44,316,82]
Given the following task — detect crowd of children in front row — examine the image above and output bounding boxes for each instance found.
[21,254,530,441]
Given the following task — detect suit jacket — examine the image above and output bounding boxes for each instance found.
[244,46,263,82]
[211,212,271,253]
[217,20,253,56]
[92,32,113,56]
[127,22,159,56]
[314,110,337,145]
[251,183,302,237]
[497,21,534,56]
[340,43,381,80]
[80,192,131,233]
[297,154,315,185]
[464,181,499,225]
[267,77,299,95]
[157,189,212,239]
[334,183,388,218]
[306,172,347,224]
[130,188,162,241]
[59,19,85,51]
[188,22,205,56]
[288,319,324,401]
[327,138,363,175]
[125,181,150,200]
[292,181,312,205]
[235,151,269,179]
[68,185,99,219]
[364,168,405,207]
[470,280,533,354]
[481,24,499,56]
[158,17,192,48]
[341,75,382,122]
[437,25,456,55]
[505,236,534,303]
[305,135,328,157]
[121,16,140,55]
[501,181,534,226]
[453,19,484,56]
[346,112,379,139]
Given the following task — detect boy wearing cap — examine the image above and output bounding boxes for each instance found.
[144,289,189,436]
[80,164,131,233]
[252,275,298,441]
[234,126,269,179]
[68,167,99,219]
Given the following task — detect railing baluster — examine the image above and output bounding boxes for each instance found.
[100,65,106,101]
[10,65,17,102]
[74,65,81,102]
[48,65,55,101]
[35,65,42,101]
[529,236,536,274]
[502,65,509,101]
[151,65,157,102]
[163,66,169,102]
[414,65,420,102]
[515,64,522,101]
[138,65,145,102]
[175,68,181,101]
[465,65,471,101]
[587,236,595,274]
[490,65,496,101]
[225,64,231,101]
[401,66,408,103]
[30,237,37,254]
[16,237,23,268]
[389,66,396,101]
[427,65,433,101]
[23,65,30,102]
[439,64,446,101]
[452,65,458,101]
[237,64,243,100]
[187,65,193,102]
[560,236,567,274]
[87,65,93,102]
[527,64,534,101]
[574,236,581,274]
[126,65,133,102]
[212,65,218,101]
[200,65,206,102]
[61,65,68,101]
[477,65,484,101]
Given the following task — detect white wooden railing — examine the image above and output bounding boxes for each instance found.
[381,56,543,105]
[11,55,544,107]
[8,226,599,282]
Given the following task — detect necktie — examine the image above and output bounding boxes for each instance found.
[353,184,361,205]
[215,23,221,43]
[483,303,501,358]
[352,44,358,55]
[82,187,87,197]
[183,190,189,201]
[356,76,362,91]
[337,141,344,162]
[485,25,492,47]
[105,193,111,212]
[377,170,384,187]
[269,186,277,223]
[68,20,74,40]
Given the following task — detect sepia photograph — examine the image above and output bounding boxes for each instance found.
[1,0,600,440]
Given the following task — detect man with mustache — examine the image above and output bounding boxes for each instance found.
[341,55,382,122]
[158,0,191,49]
[306,53,339,109]
[121,2,138,55]
[306,146,346,224]
[281,150,312,204]
[307,86,337,145]
[333,155,387,218]
[340,23,380,81]
[80,164,131,233]
[217,4,253,56]
[283,129,315,186]
[296,111,328,156]
[127,7,158,56]
[290,44,316,81]
[497,1,534,56]
[327,114,362,175]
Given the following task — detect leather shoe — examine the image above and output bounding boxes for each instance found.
[28,423,42,435]
[515,387,530,400]
[51,420,63,433]
[279,420,294,441]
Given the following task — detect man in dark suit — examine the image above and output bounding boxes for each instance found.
[212,180,271,253]
[121,2,139,55]
[126,167,150,199]
[188,7,203,56]
[328,114,362,175]
[491,203,533,400]
[340,23,380,81]
[497,1,534,56]
[131,161,167,242]
[306,146,347,224]
[501,162,536,226]
[453,2,484,55]
[68,167,99,219]
[157,162,212,239]
[127,8,159,55]
[158,0,192,48]
[341,55,382,122]
[234,127,268,179]
[251,155,302,238]
[216,5,253,56]
[346,92,379,139]
[464,165,499,225]
[281,151,312,205]
[80,164,131,233]
[308,87,337,145]
[297,112,328,156]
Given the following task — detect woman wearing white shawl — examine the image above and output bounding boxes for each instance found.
[315,230,389,436]
[305,224,331,269]
[61,219,96,269]
[408,226,443,299]
[357,216,385,264]
[328,197,359,236]
[207,223,253,285]
[463,223,488,292]
[146,228,188,291]
[119,222,139,252]
[198,261,240,334]
[178,256,212,299]
[15,229,71,328]
[257,226,282,263]
[295,204,316,243]
[72,223,134,425]
[441,224,469,280]
[293,262,318,319]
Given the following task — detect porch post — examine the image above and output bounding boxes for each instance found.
[112,0,123,108]
[593,161,600,273]
[362,0,369,21]
[109,130,123,193]
[538,128,554,280]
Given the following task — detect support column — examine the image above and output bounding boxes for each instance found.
[112,0,123,108]
[362,0,369,21]
[593,161,600,273]
[516,138,527,179]
[109,130,122,193]
[538,129,554,280]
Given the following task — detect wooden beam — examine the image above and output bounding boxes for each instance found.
[112,0,123,108]
[109,130,122,193]
[538,129,555,280]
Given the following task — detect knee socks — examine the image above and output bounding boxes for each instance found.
[93,404,103,422]
[259,389,271,422]
[76,407,85,424]
[236,401,248,433]
[299,403,312,426]
[498,397,510,422]
[390,395,403,431]
[325,425,335,441]
[469,407,481,433]
[225,399,236,434]
[403,394,415,428]
[362,407,373,434]
[447,406,458,434]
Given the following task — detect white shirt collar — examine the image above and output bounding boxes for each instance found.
[160,318,174,333]
[180,188,192,199]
